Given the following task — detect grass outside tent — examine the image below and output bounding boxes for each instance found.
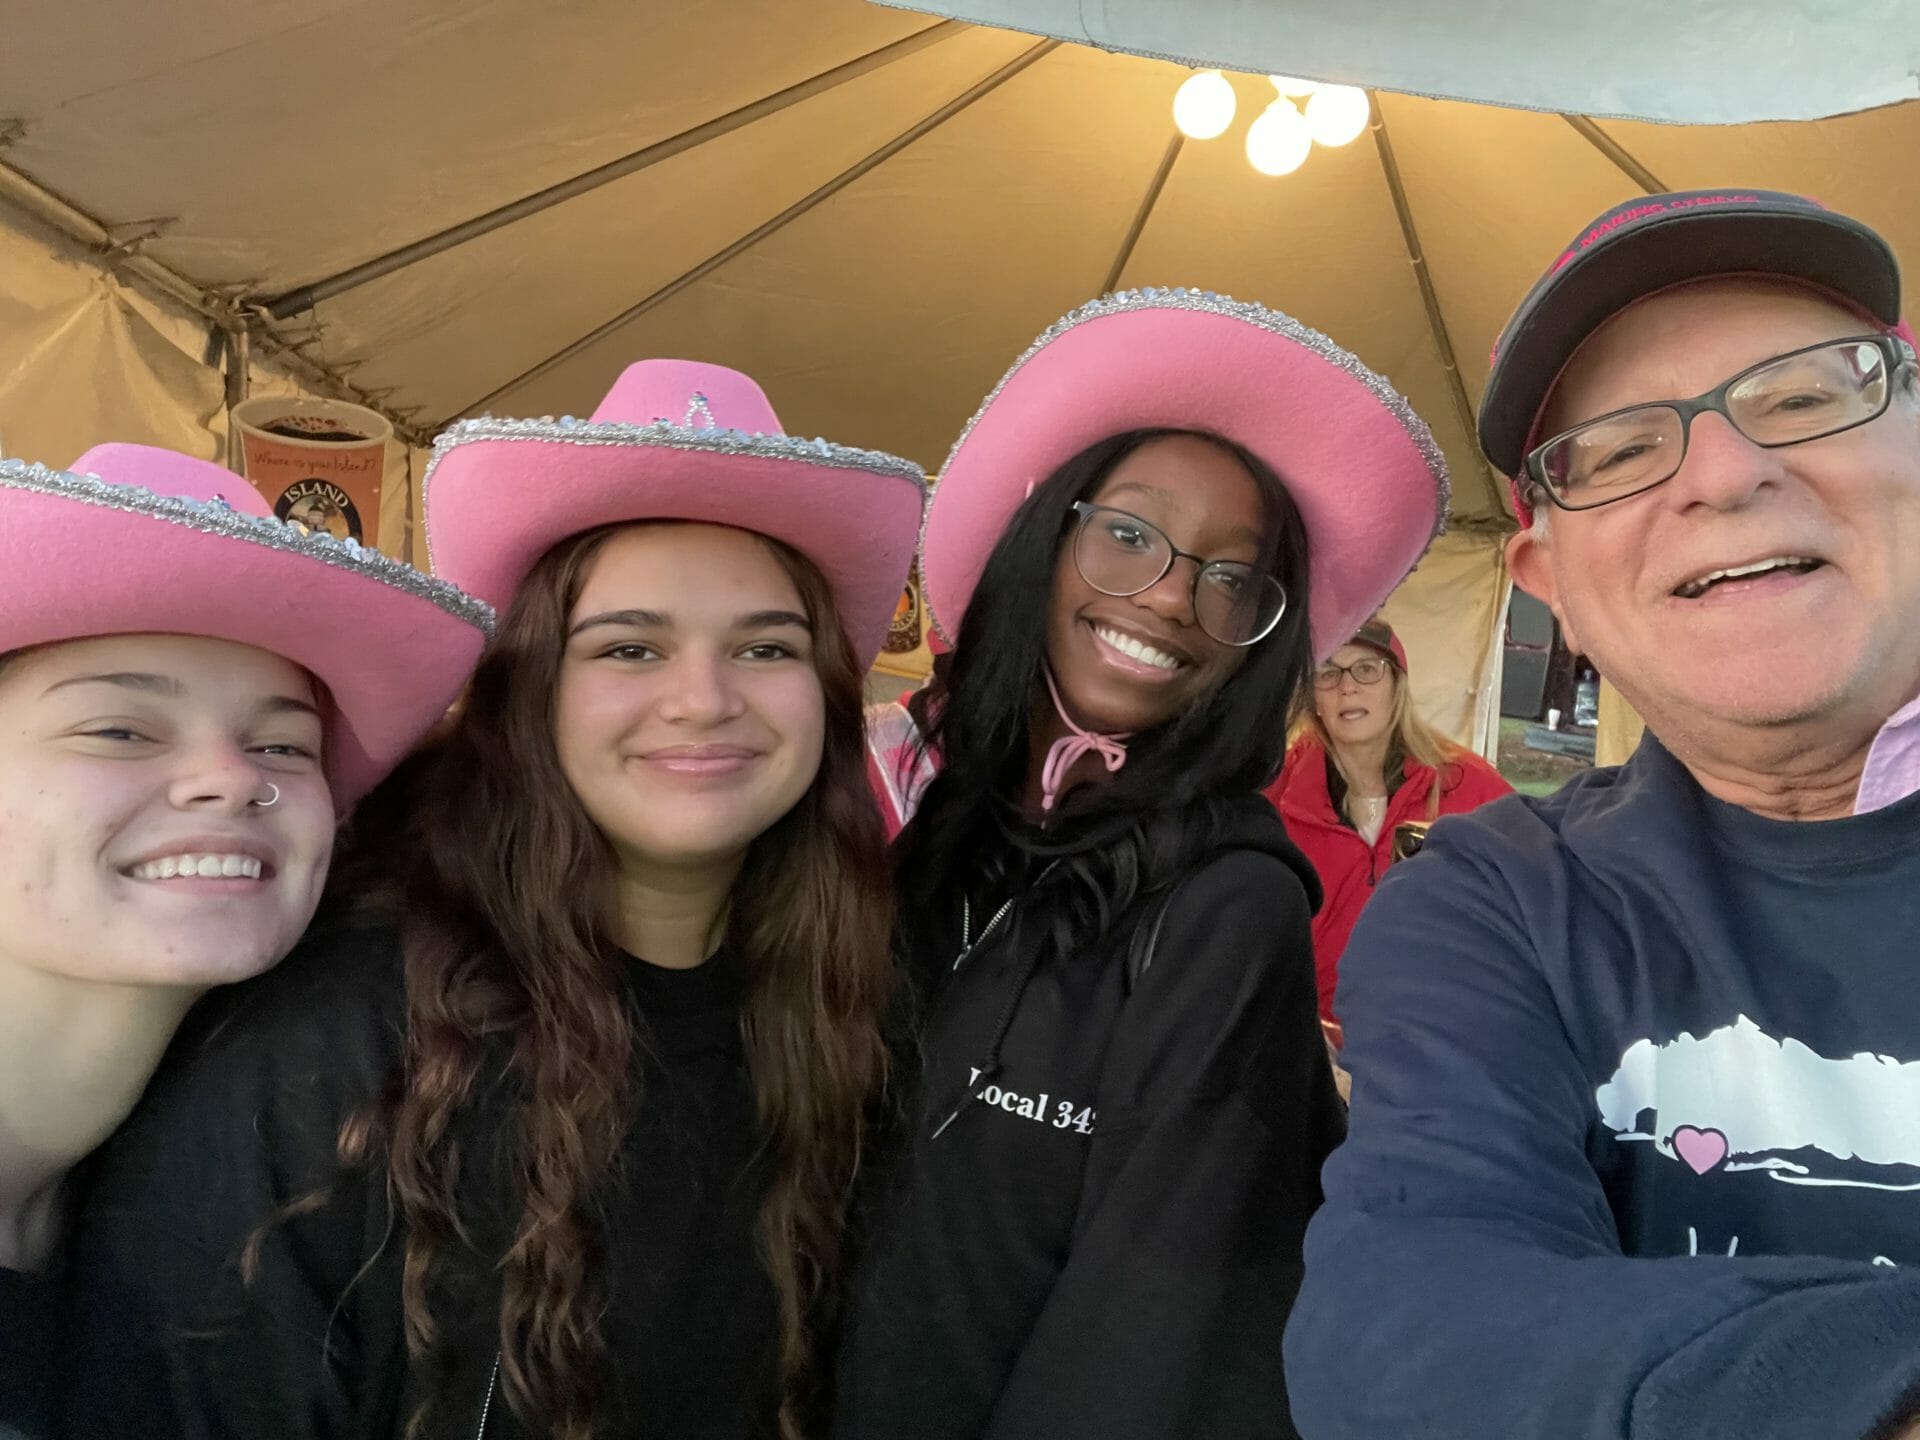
[1495,717,1589,798]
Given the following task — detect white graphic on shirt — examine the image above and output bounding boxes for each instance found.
[1596,1015,1920,1189]
[967,1067,1095,1133]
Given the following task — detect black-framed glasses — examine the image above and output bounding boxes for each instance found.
[1524,334,1916,512]
[1069,502,1286,646]
[1313,656,1391,690]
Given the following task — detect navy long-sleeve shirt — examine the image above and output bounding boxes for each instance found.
[1285,734,1920,1440]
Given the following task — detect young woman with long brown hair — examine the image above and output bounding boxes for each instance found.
[61,362,926,1440]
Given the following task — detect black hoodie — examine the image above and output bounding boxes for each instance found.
[0,1263,55,1439]
[59,910,780,1440]
[832,796,1343,1440]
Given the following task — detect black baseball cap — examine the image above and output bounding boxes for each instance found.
[1479,190,1903,492]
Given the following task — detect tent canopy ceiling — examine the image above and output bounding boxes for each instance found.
[4,0,1919,529]
[871,0,1920,124]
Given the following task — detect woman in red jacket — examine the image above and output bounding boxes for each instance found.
[1265,618,1511,1049]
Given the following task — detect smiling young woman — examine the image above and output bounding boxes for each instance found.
[0,444,487,1439]
[834,291,1450,1440]
[60,364,925,1440]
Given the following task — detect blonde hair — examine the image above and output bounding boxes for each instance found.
[1291,661,1467,821]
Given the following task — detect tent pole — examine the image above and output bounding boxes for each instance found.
[1560,115,1667,193]
[0,157,427,443]
[1366,93,1511,524]
[223,327,252,473]
[261,21,968,320]
[451,38,1061,422]
[1101,133,1183,294]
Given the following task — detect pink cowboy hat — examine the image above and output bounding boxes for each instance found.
[423,360,928,666]
[922,289,1450,662]
[0,444,494,806]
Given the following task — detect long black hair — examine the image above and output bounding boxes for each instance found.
[896,427,1312,948]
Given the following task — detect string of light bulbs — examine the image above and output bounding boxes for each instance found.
[1171,71,1371,176]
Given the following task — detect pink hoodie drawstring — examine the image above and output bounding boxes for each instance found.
[1037,665,1131,812]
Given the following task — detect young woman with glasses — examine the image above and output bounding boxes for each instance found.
[833,291,1449,1440]
[1265,618,1510,1059]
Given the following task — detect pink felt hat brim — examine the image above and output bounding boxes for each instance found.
[0,477,490,807]
[424,433,926,667]
[923,294,1449,662]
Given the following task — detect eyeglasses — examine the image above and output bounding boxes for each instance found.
[1524,334,1916,512]
[1313,656,1391,690]
[1069,502,1286,647]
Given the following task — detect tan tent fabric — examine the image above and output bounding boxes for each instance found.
[7,8,1920,493]
[0,211,419,562]
[1380,532,1509,756]
[0,211,223,464]
[5,1,1914,727]
[405,445,439,569]
[7,5,1918,529]
[1596,680,1648,769]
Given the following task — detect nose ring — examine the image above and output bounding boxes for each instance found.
[250,783,280,809]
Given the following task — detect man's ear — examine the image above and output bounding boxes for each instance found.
[1507,523,1581,654]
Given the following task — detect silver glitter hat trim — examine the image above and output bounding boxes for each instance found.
[0,459,496,634]
[423,414,929,571]
[938,287,1450,522]
[923,286,1453,644]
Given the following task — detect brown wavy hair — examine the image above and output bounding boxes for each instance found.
[346,521,893,1438]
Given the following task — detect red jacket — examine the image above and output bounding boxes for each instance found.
[1264,737,1511,1043]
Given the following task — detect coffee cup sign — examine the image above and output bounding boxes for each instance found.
[231,396,391,548]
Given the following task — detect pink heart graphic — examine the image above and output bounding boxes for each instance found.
[1671,1126,1729,1176]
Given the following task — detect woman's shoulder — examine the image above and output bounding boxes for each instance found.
[1098,824,1321,1094]
[64,913,412,1435]
[69,910,410,1303]
[1158,800,1317,936]
[1265,736,1331,813]
[1277,735,1326,776]
[1168,844,1313,921]
[1435,745,1515,805]
[0,1264,55,1439]
[175,904,408,1068]
[106,905,410,1182]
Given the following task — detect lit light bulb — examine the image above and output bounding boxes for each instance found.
[1304,84,1371,146]
[1172,69,1238,140]
[1269,75,1319,98]
[1245,100,1313,176]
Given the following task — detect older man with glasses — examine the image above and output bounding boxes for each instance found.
[1284,192,1920,1440]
